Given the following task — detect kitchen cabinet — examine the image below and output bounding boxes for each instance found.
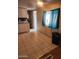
[18,7,29,18]
[39,47,60,59]
[18,22,30,33]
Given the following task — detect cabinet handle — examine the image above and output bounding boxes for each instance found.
[46,54,53,59]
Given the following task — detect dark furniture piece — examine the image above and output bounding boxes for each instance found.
[52,32,61,46]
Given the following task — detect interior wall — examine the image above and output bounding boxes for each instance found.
[37,1,61,37]
[18,0,37,9]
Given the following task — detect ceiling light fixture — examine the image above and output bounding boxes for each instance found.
[37,0,43,7]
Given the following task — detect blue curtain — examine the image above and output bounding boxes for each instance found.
[42,9,59,29]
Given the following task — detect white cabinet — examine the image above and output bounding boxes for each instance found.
[18,7,29,18]
[18,8,22,18]
[18,22,30,33]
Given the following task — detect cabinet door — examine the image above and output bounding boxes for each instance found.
[21,8,29,18]
[18,8,22,18]
[39,47,60,59]
[39,53,54,59]
[18,8,29,18]
[18,23,30,33]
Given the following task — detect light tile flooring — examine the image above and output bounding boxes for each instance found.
[18,31,58,59]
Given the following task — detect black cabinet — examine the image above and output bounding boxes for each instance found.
[52,32,61,46]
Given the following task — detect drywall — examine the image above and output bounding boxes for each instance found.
[18,0,37,9]
[37,2,61,37]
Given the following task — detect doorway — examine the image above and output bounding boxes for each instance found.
[27,10,37,32]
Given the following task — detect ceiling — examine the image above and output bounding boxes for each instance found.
[18,0,37,8]
[18,0,60,8]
